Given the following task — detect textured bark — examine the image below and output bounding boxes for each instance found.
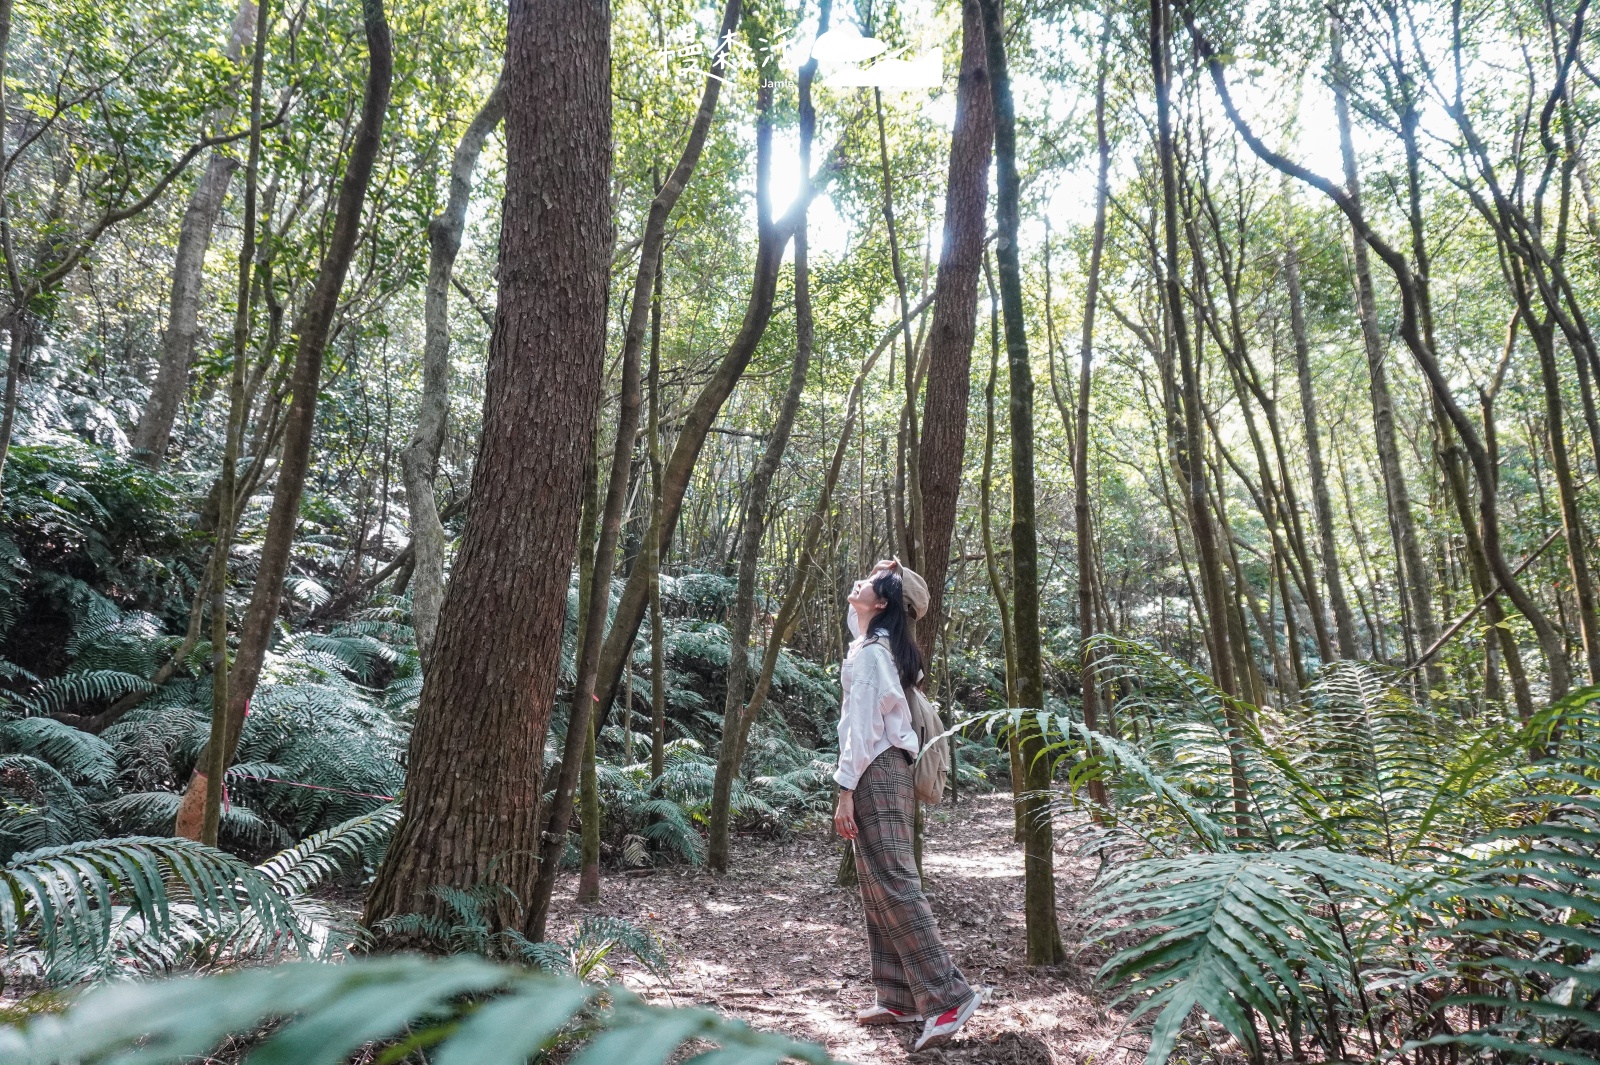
[177,0,393,841]
[918,0,992,641]
[527,0,739,937]
[399,80,506,668]
[979,0,1063,966]
[362,0,610,930]
[708,10,822,875]
[132,0,257,467]
[1285,233,1359,658]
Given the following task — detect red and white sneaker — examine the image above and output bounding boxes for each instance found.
[912,992,980,1050]
[855,1003,921,1025]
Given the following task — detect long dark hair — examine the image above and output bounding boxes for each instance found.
[867,570,923,690]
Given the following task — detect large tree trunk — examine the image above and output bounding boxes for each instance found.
[917,0,992,642]
[978,0,1064,967]
[525,0,739,939]
[708,9,822,876]
[362,0,611,931]
[176,0,394,841]
[399,79,506,668]
[132,0,258,468]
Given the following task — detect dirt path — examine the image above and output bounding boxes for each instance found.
[548,793,1139,1064]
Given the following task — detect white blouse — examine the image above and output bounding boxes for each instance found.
[834,608,921,790]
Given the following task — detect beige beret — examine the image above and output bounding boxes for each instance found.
[892,557,930,620]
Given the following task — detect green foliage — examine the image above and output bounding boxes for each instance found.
[375,876,665,985]
[0,954,840,1065]
[983,641,1600,1065]
[0,835,311,984]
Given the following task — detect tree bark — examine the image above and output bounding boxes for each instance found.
[918,0,992,645]
[525,1,742,934]
[362,0,610,931]
[399,79,506,668]
[176,0,393,841]
[979,0,1064,966]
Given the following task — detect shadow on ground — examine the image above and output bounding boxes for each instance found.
[547,792,1143,1063]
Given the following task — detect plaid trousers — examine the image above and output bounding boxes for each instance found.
[851,746,974,1018]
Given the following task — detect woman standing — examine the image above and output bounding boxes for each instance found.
[835,558,980,1051]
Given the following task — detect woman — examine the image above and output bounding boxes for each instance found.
[834,558,980,1051]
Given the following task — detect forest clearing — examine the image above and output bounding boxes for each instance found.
[4,0,1600,1061]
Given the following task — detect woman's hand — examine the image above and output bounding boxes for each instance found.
[834,789,859,840]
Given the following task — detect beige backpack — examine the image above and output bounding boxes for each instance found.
[907,686,950,805]
[862,634,950,804]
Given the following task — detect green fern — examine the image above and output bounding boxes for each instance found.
[0,954,840,1064]
[0,836,310,983]
[1091,849,1416,1065]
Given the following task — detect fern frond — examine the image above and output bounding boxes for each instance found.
[0,718,116,786]
[0,836,309,981]
[0,955,841,1064]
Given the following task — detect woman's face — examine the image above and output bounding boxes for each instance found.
[848,574,886,622]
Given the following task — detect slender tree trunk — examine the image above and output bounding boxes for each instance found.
[646,256,665,778]
[708,11,822,874]
[399,80,506,667]
[1152,0,1249,831]
[1075,18,1111,813]
[918,0,991,643]
[1330,13,1440,685]
[132,0,258,467]
[1285,227,1359,659]
[525,0,738,939]
[363,0,609,932]
[177,0,393,841]
[1186,6,1572,698]
[575,445,601,904]
[874,86,924,577]
[980,255,1022,841]
[200,0,269,847]
[587,128,831,739]
[979,0,1064,966]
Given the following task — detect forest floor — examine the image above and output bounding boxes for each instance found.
[547,793,1139,1065]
